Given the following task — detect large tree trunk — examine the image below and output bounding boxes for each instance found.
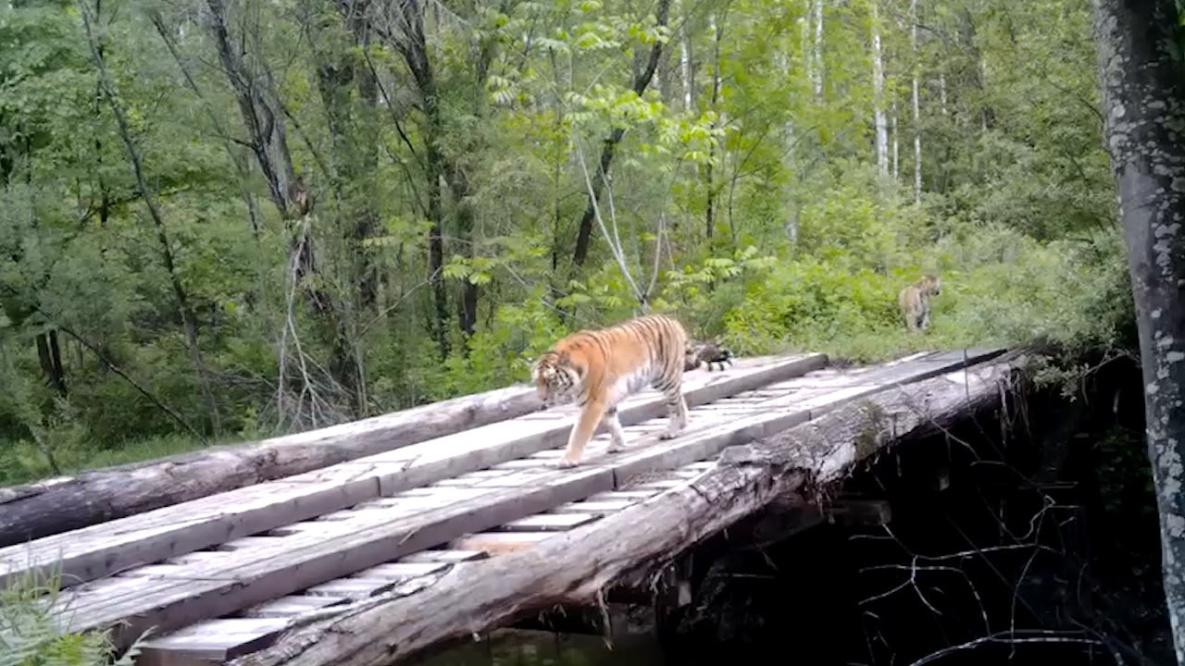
[1091,1,1185,662]
[230,354,1022,666]
[0,385,544,546]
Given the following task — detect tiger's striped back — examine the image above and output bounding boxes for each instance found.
[531,313,688,409]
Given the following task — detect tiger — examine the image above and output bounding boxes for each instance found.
[684,339,736,372]
[530,313,690,469]
[897,273,942,332]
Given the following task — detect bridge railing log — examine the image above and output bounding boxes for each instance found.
[230,349,1029,666]
[0,385,545,547]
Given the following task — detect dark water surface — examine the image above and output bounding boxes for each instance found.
[419,629,665,666]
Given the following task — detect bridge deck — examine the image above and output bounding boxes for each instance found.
[0,349,1006,666]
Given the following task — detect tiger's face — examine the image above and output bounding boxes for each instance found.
[925,275,942,296]
[530,352,582,407]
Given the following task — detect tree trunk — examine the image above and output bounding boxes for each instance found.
[0,385,545,546]
[910,0,922,204]
[680,0,693,111]
[571,0,672,268]
[230,354,1021,666]
[35,331,66,396]
[1091,1,1185,662]
[78,0,222,436]
[704,13,723,242]
[813,0,824,101]
[871,0,888,178]
[375,0,452,358]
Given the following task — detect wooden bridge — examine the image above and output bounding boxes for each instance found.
[0,347,1023,666]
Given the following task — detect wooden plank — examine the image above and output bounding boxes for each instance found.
[242,595,349,618]
[0,383,553,549]
[136,618,293,666]
[496,513,600,532]
[215,537,291,552]
[304,578,399,599]
[398,550,486,564]
[586,490,659,501]
[488,458,552,470]
[352,562,449,580]
[448,532,555,555]
[552,500,636,514]
[52,350,998,651]
[626,479,688,491]
[0,353,827,592]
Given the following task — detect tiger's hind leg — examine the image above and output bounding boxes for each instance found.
[656,380,689,441]
[602,405,628,453]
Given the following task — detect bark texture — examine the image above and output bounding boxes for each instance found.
[1091,1,1185,661]
[229,354,1023,666]
[0,385,542,546]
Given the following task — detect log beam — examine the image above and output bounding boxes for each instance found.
[0,385,546,546]
[229,350,1028,666]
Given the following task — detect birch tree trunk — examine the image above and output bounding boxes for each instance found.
[939,71,948,116]
[1091,0,1185,662]
[812,0,824,102]
[680,0,693,111]
[910,0,922,204]
[871,0,888,178]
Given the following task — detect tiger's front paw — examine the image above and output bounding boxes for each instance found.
[659,430,680,441]
[557,456,581,469]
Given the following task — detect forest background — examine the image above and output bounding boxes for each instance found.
[0,0,1131,485]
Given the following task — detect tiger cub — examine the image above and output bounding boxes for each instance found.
[684,339,735,372]
[531,313,690,468]
[897,274,942,332]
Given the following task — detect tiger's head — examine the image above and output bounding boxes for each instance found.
[530,351,583,407]
[920,274,941,296]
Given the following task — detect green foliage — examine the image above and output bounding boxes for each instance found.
[0,567,146,666]
[0,0,1133,489]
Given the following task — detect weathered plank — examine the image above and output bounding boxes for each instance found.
[135,618,293,666]
[0,384,549,548]
[242,596,350,619]
[58,350,998,652]
[495,513,600,532]
[0,353,826,592]
[227,351,1024,666]
[398,550,486,564]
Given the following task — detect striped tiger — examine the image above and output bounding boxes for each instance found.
[530,313,690,468]
[897,273,942,332]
